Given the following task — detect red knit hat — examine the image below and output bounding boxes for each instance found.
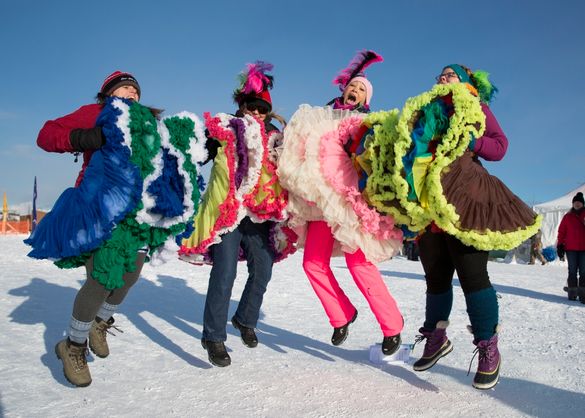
[100,71,141,98]
[233,61,274,111]
[254,89,272,108]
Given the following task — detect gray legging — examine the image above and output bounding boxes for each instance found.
[72,252,146,322]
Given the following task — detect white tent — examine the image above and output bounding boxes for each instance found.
[532,182,585,247]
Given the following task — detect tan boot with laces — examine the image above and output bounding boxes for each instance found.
[55,338,92,387]
[89,317,120,358]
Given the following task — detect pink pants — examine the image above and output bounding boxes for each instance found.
[302,221,403,336]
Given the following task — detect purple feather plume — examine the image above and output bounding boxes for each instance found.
[332,50,383,91]
[229,118,248,189]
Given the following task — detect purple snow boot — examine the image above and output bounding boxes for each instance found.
[469,333,501,390]
[413,320,453,372]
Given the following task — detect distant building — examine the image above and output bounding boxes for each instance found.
[1,211,47,234]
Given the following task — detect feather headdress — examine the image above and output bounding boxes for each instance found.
[333,50,383,92]
[233,61,274,105]
[471,70,498,104]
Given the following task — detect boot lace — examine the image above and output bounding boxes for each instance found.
[413,334,426,350]
[467,345,493,376]
[414,330,443,356]
[68,346,89,370]
[97,320,123,340]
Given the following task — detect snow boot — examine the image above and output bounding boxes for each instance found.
[89,317,120,358]
[567,287,578,301]
[55,338,92,387]
[201,339,231,367]
[231,316,258,348]
[382,333,402,356]
[413,320,453,371]
[578,287,585,304]
[331,310,358,346]
[469,332,501,390]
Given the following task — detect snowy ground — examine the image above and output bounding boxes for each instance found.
[1,234,584,417]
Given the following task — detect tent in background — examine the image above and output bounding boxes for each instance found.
[532,182,585,247]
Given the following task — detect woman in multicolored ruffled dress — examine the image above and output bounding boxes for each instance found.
[27,71,206,387]
[366,64,540,389]
[179,62,293,367]
[278,51,404,355]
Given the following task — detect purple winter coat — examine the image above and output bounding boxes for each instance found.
[472,103,508,161]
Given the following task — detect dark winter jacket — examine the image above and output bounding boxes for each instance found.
[557,208,585,251]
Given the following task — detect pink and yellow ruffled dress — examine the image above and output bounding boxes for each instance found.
[277,105,403,263]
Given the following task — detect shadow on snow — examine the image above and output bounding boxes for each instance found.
[8,273,584,415]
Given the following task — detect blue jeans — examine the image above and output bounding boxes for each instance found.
[202,217,275,342]
[566,250,585,288]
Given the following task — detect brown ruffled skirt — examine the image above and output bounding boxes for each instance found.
[442,151,537,233]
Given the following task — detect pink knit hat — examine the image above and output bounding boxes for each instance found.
[346,76,373,105]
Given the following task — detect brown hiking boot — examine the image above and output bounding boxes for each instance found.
[89,317,120,358]
[55,338,92,387]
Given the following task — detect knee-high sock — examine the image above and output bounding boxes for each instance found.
[465,287,499,341]
[423,289,453,330]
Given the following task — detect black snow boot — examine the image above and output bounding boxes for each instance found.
[201,339,231,367]
[231,316,258,348]
[331,310,358,346]
[382,333,402,356]
[578,287,585,304]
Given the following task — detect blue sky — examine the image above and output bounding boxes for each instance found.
[1,0,583,210]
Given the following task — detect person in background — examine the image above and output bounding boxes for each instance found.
[529,229,547,265]
[557,192,585,302]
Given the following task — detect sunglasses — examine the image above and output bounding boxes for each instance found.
[246,103,270,114]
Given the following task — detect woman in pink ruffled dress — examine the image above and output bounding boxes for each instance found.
[278,51,404,354]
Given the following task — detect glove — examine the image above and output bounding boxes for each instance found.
[69,127,106,151]
[202,134,220,165]
[557,244,565,261]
